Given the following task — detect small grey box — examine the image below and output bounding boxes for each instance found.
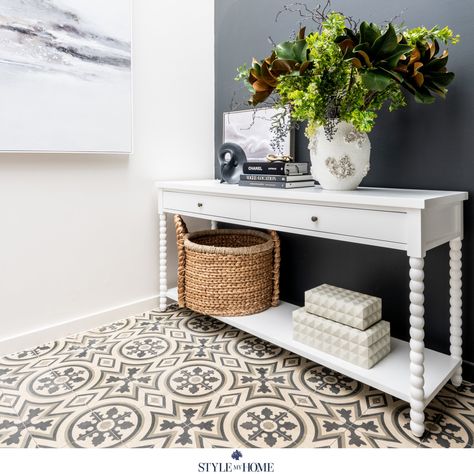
[305,284,382,330]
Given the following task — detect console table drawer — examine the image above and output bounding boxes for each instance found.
[163,191,251,221]
[252,201,407,243]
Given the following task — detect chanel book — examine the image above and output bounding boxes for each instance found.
[242,162,309,176]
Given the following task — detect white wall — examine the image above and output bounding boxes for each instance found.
[0,0,214,353]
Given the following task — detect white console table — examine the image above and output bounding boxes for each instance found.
[155,179,468,438]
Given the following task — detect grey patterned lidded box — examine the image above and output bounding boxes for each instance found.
[293,308,391,369]
[305,284,382,330]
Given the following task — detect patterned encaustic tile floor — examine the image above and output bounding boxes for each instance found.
[0,304,473,449]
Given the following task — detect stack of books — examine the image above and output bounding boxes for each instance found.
[239,162,314,189]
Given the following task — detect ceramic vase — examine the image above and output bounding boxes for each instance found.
[308,121,371,191]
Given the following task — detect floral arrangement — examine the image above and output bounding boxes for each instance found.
[236,3,459,145]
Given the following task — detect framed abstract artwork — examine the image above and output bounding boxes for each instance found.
[0,0,132,153]
[223,107,293,162]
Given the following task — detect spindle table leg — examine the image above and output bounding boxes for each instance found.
[449,238,463,386]
[409,257,426,438]
[159,213,168,311]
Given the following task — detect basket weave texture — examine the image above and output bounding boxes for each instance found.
[174,215,280,317]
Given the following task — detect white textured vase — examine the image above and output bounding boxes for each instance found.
[308,121,371,191]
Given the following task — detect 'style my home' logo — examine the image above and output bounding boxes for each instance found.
[197,450,275,472]
[231,451,243,461]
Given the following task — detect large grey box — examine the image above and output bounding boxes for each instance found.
[293,308,390,369]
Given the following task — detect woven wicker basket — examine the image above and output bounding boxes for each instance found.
[174,215,280,317]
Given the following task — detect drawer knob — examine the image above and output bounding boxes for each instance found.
[311,216,318,222]
[197,202,203,208]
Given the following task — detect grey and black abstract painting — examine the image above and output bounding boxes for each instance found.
[0,0,132,153]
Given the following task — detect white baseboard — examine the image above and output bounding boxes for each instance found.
[0,295,161,357]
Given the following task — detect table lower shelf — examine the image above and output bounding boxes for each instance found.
[167,288,460,406]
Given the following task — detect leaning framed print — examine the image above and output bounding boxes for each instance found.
[223,107,294,162]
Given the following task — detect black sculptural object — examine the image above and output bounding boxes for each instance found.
[218,142,247,184]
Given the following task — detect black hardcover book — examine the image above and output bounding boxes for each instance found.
[243,162,309,176]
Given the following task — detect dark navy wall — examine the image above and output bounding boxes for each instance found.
[214,0,474,378]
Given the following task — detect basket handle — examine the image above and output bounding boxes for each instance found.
[269,230,280,307]
[174,215,188,308]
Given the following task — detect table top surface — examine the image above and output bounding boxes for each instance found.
[156,179,468,210]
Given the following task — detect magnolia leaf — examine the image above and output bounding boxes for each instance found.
[264,52,274,66]
[408,48,421,65]
[412,61,424,75]
[351,57,363,68]
[372,24,398,59]
[383,44,413,68]
[252,80,270,93]
[353,42,370,53]
[261,62,278,86]
[275,41,295,60]
[254,91,271,101]
[343,27,359,43]
[428,71,455,86]
[424,54,449,72]
[361,70,393,91]
[379,66,403,83]
[359,21,371,44]
[338,38,354,54]
[335,34,348,43]
[342,48,355,60]
[414,87,436,104]
[245,82,254,93]
[401,80,417,94]
[429,41,436,58]
[252,62,262,75]
[356,50,372,67]
[249,69,259,83]
[427,82,447,97]
[298,26,306,40]
[413,72,424,87]
[249,90,272,106]
[360,21,380,46]
[271,59,298,73]
[292,39,308,63]
[275,39,307,62]
[394,64,408,74]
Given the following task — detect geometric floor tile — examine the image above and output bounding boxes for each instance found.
[395,404,473,448]
[141,400,228,448]
[300,363,363,399]
[0,404,38,448]
[0,304,473,448]
[233,402,306,448]
[229,361,298,401]
[66,403,145,448]
[215,393,241,409]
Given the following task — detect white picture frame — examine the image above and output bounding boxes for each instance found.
[223,107,294,162]
[0,0,133,154]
